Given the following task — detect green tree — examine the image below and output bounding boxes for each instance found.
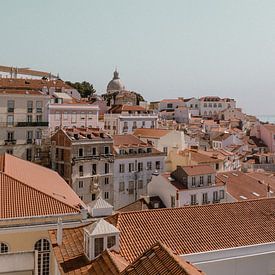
[65,81,96,98]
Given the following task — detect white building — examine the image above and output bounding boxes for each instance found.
[200,96,236,119]
[159,98,185,112]
[104,105,158,135]
[174,106,191,123]
[148,165,226,207]
[49,92,99,132]
[183,97,200,116]
[0,89,50,162]
[113,134,166,209]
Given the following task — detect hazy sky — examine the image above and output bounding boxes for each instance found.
[1,0,275,115]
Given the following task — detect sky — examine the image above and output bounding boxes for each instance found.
[1,0,275,115]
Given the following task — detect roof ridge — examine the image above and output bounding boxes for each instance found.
[0,171,80,214]
[116,197,275,216]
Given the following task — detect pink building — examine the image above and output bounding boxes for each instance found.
[49,93,99,131]
[257,124,275,153]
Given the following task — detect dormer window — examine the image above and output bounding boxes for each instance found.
[84,219,120,261]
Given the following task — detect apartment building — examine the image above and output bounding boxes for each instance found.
[48,92,99,131]
[104,104,158,135]
[148,165,226,207]
[113,134,166,209]
[51,128,114,205]
[200,96,236,119]
[0,90,50,164]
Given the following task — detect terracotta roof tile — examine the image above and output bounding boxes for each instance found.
[179,165,215,176]
[133,128,171,138]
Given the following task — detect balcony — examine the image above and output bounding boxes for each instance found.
[7,108,14,113]
[4,139,16,145]
[16,122,49,127]
[27,108,33,113]
[26,139,33,144]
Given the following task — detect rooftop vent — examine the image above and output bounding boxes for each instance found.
[240,195,247,200]
[252,192,260,197]
[232,173,238,177]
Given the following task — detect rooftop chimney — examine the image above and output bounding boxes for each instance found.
[57,218,63,246]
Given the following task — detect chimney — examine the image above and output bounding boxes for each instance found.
[57,218,63,246]
[267,183,270,198]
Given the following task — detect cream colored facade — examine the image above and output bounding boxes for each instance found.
[0,92,50,162]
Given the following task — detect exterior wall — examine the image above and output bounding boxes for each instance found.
[148,174,178,208]
[200,99,236,118]
[220,108,245,121]
[51,130,114,205]
[113,154,165,209]
[184,98,200,116]
[148,174,226,207]
[104,114,158,135]
[174,108,190,123]
[159,100,185,111]
[0,93,50,163]
[183,243,275,275]
[259,124,275,153]
[49,104,99,131]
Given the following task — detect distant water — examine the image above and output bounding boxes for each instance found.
[257,115,275,124]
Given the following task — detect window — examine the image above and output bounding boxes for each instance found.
[199,176,204,186]
[80,112,85,120]
[191,194,197,205]
[26,148,32,161]
[34,239,50,275]
[202,193,208,204]
[218,103,222,107]
[213,191,219,202]
[207,175,212,184]
[36,115,42,122]
[7,100,14,112]
[104,191,109,200]
[6,149,13,155]
[219,190,225,199]
[204,103,207,107]
[105,163,109,174]
[79,195,83,200]
[142,121,145,127]
[138,180,143,189]
[163,147,168,154]
[79,165,84,176]
[92,164,97,175]
[92,147,97,155]
[27,101,33,113]
[119,164,125,173]
[92,194,96,201]
[129,163,134,172]
[63,112,68,120]
[128,181,134,194]
[147,161,152,170]
[7,131,14,141]
[94,237,104,258]
[71,112,77,123]
[88,112,93,119]
[104,146,110,154]
[119,182,125,192]
[104,177,109,185]
[138,162,143,172]
[155,161,160,170]
[79,181,83,188]
[0,242,8,253]
[27,114,33,123]
[27,130,33,143]
[7,115,14,126]
[78,148,84,157]
[171,196,175,208]
[208,103,212,107]
[133,121,137,129]
[167,103,173,109]
[36,101,42,113]
[215,163,219,170]
[191,177,196,187]
[36,130,42,139]
[107,236,116,248]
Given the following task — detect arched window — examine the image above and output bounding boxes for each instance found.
[34,239,50,275]
[0,242,9,253]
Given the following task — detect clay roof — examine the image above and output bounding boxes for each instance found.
[50,225,203,275]
[179,149,223,164]
[121,242,204,275]
[113,135,147,147]
[0,154,83,218]
[121,105,146,112]
[160,99,184,103]
[180,165,215,176]
[110,198,275,262]
[216,171,274,201]
[133,128,171,138]
[0,89,45,95]
[0,77,72,90]
[212,132,231,141]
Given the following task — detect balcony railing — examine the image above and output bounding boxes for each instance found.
[4,139,16,145]
[17,122,48,127]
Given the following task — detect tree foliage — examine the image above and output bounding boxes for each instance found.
[65,81,96,98]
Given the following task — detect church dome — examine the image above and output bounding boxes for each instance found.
[107,69,124,92]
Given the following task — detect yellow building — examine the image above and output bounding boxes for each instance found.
[0,153,88,275]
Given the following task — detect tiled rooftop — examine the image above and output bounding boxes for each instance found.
[133,128,171,138]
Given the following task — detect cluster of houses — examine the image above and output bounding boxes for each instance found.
[0,68,275,274]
